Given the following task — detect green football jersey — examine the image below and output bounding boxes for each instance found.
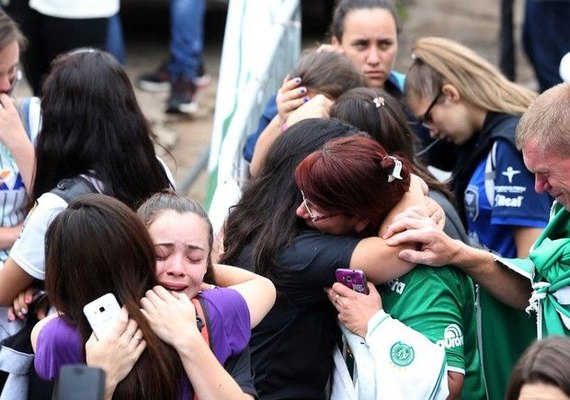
[379,265,487,400]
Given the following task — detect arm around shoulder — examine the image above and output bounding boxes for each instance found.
[213,264,276,327]
[351,175,428,283]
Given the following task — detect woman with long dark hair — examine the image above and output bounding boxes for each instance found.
[32,193,275,399]
[220,118,429,398]
[0,49,173,311]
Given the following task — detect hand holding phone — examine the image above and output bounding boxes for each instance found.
[83,293,121,340]
[335,268,369,294]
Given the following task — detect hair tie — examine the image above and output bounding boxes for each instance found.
[372,96,385,108]
[386,156,403,182]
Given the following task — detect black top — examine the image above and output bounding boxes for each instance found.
[236,230,360,400]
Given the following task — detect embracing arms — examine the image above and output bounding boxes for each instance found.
[384,208,532,309]
[349,175,439,284]
[212,263,276,327]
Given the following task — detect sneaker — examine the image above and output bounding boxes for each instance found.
[194,62,212,89]
[166,76,199,114]
[138,62,171,93]
[139,61,211,92]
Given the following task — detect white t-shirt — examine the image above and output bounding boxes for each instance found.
[10,160,175,280]
[10,192,67,280]
[29,0,119,19]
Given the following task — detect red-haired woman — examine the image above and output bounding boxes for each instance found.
[298,134,486,399]
[220,118,434,398]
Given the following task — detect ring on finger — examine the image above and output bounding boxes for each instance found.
[126,329,135,337]
[133,336,142,342]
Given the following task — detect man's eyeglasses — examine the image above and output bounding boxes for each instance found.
[300,190,339,222]
[418,91,442,129]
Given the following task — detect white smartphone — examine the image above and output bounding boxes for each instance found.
[83,293,121,340]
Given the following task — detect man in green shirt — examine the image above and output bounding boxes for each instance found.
[384,82,570,388]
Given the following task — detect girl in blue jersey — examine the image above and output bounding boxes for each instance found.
[404,36,553,400]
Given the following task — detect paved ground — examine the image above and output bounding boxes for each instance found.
[19,0,536,204]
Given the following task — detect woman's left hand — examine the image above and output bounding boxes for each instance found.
[325,282,382,337]
[140,286,201,350]
[85,307,146,396]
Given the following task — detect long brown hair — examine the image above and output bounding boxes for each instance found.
[505,336,570,400]
[220,118,360,278]
[330,87,455,204]
[0,10,26,51]
[406,36,536,115]
[289,49,365,98]
[32,49,171,210]
[45,194,184,399]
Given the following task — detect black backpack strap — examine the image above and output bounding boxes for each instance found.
[50,176,98,203]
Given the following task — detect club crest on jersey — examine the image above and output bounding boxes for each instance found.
[464,185,479,221]
[390,341,415,367]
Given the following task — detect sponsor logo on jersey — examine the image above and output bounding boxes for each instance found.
[385,278,406,295]
[390,341,415,367]
[494,194,524,208]
[436,324,464,349]
[494,185,526,194]
[501,166,521,183]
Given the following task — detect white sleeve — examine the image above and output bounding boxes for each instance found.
[156,156,176,190]
[364,310,450,400]
[9,193,67,280]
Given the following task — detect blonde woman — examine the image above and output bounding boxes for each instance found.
[404,36,553,400]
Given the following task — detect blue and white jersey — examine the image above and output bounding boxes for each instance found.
[464,139,552,257]
[0,97,41,264]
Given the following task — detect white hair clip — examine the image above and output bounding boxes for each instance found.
[373,96,385,108]
[387,156,403,182]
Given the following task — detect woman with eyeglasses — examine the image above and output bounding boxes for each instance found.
[300,134,486,399]
[404,36,553,400]
[220,118,436,398]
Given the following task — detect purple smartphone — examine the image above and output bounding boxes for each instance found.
[335,268,369,294]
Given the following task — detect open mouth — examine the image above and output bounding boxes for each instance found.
[161,283,188,292]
